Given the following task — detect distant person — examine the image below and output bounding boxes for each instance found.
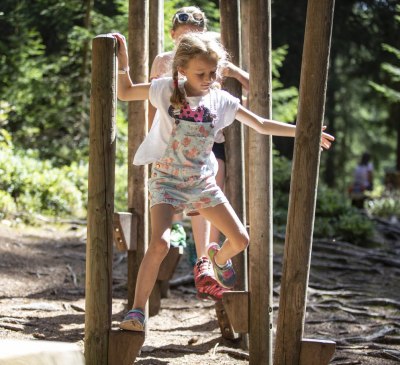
[350,152,373,208]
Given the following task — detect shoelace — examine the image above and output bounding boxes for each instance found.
[195,259,213,277]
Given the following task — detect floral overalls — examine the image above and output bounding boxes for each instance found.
[148,91,228,215]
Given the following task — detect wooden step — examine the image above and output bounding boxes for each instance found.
[108,329,145,365]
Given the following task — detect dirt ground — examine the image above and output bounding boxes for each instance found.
[0,219,400,364]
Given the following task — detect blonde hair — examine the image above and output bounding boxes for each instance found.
[170,32,228,109]
[171,6,208,31]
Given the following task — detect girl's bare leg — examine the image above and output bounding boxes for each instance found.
[198,202,248,266]
[132,203,175,310]
[209,158,225,243]
[191,214,210,258]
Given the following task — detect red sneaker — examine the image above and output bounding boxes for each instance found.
[193,257,228,301]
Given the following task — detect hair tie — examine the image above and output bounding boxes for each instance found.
[173,79,178,88]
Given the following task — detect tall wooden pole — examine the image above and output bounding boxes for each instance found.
[219,0,247,292]
[274,0,335,364]
[127,0,149,311]
[149,0,164,72]
[85,34,116,365]
[248,0,273,363]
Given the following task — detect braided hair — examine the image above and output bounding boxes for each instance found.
[170,32,227,109]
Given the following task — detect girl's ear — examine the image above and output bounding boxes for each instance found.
[177,66,186,76]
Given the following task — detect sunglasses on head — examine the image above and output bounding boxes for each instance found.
[174,12,204,24]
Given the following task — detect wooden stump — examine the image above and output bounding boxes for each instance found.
[108,330,145,365]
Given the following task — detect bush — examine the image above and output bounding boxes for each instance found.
[0,148,86,220]
[366,191,400,219]
[273,154,375,245]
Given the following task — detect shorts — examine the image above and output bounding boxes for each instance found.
[212,142,226,162]
[148,166,228,215]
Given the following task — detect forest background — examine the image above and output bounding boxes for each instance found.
[0,0,399,244]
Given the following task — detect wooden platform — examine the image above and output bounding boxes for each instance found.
[0,339,84,365]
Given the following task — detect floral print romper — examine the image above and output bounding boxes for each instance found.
[148,92,228,215]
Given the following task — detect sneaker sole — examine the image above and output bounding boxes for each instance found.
[196,292,223,301]
[119,319,144,332]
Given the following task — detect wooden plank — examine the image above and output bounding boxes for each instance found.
[247,0,274,363]
[300,339,336,365]
[149,281,161,317]
[148,0,163,72]
[220,0,247,294]
[127,0,149,310]
[113,212,138,251]
[85,34,116,365]
[108,330,145,365]
[215,299,239,340]
[222,291,249,333]
[273,0,335,364]
[0,339,84,365]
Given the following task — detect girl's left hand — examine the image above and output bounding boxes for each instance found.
[321,126,334,150]
[112,33,129,69]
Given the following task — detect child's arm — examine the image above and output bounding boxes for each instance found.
[113,33,150,102]
[235,104,334,149]
[221,62,250,91]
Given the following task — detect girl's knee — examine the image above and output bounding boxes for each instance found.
[149,237,170,259]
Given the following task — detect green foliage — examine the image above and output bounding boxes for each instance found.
[366,191,400,219]
[273,155,375,245]
[314,187,375,245]
[0,144,87,220]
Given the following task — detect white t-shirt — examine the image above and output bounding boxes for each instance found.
[150,52,226,143]
[133,77,240,165]
[150,51,173,79]
[353,162,373,189]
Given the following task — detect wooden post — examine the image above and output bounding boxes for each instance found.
[220,0,247,293]
[85,34,116,365]
[127,0,149,313]
[248,0,273,363]
[220,0,247,345]
[149,0,163,72]
[274,0,335,364]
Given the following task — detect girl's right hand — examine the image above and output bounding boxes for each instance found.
[112,33,129,69]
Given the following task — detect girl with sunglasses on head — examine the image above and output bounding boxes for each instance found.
[113,31,334,331]
[149,6,250,303]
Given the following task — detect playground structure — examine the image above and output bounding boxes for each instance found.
[85,0,336,364]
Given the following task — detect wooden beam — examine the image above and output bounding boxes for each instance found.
[222,291,249,334]
[274,0,335,364]
[148,0,163,72]
[113,212,137,251]
[215,299,239,340]
[300,339,336,365]
[248,0,273,363]
[127,0,149,310]
[157,246,184,281]
[85,34,116,365]
[108,330,145,365]
[220,0,247,293]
